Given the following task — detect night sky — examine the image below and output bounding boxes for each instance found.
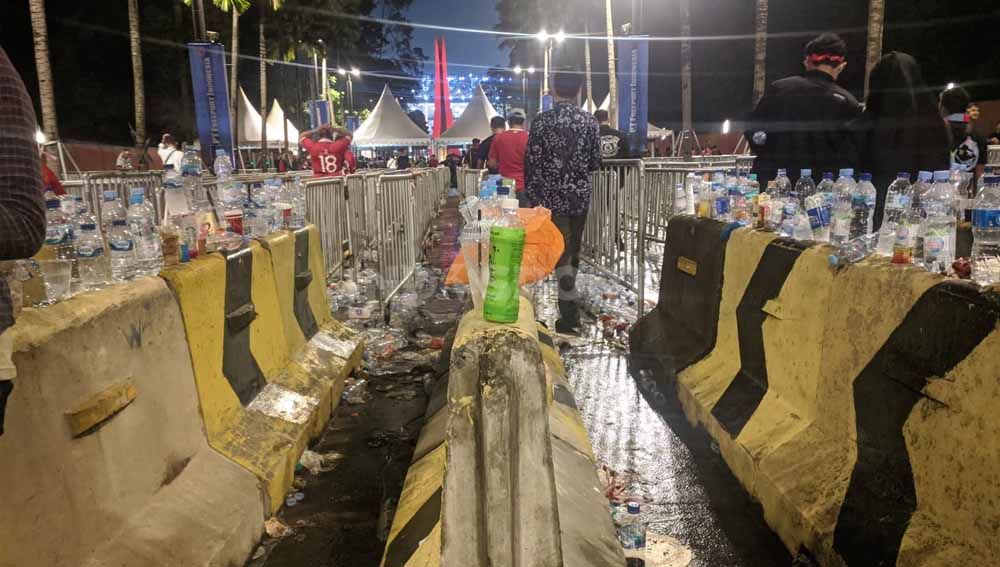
[403,0,509,75]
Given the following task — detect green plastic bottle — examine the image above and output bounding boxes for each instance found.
[483,198,525,323]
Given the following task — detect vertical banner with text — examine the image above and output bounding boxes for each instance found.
[188,42,234,166]
[616,37,650,157]
[309,100,331,129]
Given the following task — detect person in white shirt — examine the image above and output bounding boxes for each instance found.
[157,134,183,170]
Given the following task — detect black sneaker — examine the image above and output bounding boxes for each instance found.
[555,319,582,336]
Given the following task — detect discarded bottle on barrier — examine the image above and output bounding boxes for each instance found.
[483,199,525,323]
[829,168,857,246]
[107,219,138,281]
[876,172,912,256]
[971,175,1000,284]
[75,222,111,289]
[828,233,879,267]
[617,501,647,561]
[127,187,163,276]
[923,170,958,273]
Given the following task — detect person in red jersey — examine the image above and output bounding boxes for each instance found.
[299,124,353,177]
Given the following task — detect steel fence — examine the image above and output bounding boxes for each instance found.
[459,168,487,198]
[68,171,166,227]
[303,176,349,278]
[989,145,1000,166]
[374,173,418,304]
[583,159,648,316]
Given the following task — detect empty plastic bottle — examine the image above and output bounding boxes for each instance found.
[100,189,127,235]
[163,164,191,218]
[75,223,111,289]
[772,169,792,200]
[617,501,647,560]
[107,219,137,281]
[44,198,75,261]
[288,177,307,229]
[970,175,1000,284]
[213,149,233,180]
[910,171,934,261]
[805,172,833,242]
[483,198,525,323]
[850,173,878,239]
[181,147,206,202]
[922,170,958,273]
[876,173,913,256]
[713,182,731,221]
[127,187,163,276]
[830,169,857,246]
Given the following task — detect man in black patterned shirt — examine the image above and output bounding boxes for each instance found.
[525,70,601,335]
[0,47,47,435]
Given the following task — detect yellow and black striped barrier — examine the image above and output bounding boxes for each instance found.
[634,218,1000,566]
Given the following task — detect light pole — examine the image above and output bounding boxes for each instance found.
[536,30,565,111]
[338,67,360,115]
[513,66,536,117]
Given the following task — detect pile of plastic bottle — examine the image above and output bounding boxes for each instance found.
[688,164,1000,283]
[41,147,309,299]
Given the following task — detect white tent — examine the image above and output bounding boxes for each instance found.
[439,84,499,143]
[236,87,263,148]
[265,100,300,148]
[352,85,430,147]
[581,97,599,114]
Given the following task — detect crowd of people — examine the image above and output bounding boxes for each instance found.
[746,33,991,228]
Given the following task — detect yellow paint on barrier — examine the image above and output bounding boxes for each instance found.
[64,379,138,437]
[381,443,446,567]
[259,231,308,356]
[248,242,293,379]
[305,226,335,329]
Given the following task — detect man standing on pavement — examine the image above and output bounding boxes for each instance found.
[525,70,601,335]
[0,47,48,435]
[477,116,507,174]
[298,124,353,177]
[594,109,628,159]
[488,112,530,206]
[745,33,861,185]
[157,133,184,170]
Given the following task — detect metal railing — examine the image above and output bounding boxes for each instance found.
[303,176,349,278]
[459,168,487,198]
[373,173,418,304]
[989,145,1000,166]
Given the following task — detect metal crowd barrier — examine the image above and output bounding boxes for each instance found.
[64,171,166,228]
[459,168,487,198]
[303,176,349,279]
[583,159,648,316]
[989,145,1000,166]
[373,173,418,304]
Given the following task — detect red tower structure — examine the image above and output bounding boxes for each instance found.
[432,36,455,138]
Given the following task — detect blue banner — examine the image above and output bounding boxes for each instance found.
[187,43,234,166]
[308,100,331,129]
[345,115,360,133]
[616,37,649,157]
[542,94,553,112]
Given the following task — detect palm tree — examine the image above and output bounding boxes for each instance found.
[604,0,617,128]
[127,0,146,146]
[864,0,885,99]
[679,0,692,132]
[28,0,58,143]
[752,0,768,106]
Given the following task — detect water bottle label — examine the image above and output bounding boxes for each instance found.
[715,197,730,216]
[45,226,69,245]
[897,195,911,208]
[894,224,912,245]
[76,245,103,258]
[110,239,135,252]
[103,190,118,202]
[971,209,1000,228]
[925,234,945,255]
[820,205,832,227]
[807,207,823,230]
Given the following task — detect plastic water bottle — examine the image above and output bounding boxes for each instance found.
[213,149,233,180]
[44,198,75,261]
[289,177,307,229]
[910,171,934,261]
[922,171,958,273]
[127,187,163,276]
[107,219,138,281]
[971,175,1000,284]
[772,168,792,200]
[163,164,191,218]
[713,182,731,221]
[181,147,206,202]
[617,502,647,560]
[274,181,294,230]
[75,222,111,289]
[805,172,832,242]
[673,183,688,215]
[850,173,877,239]
[100,189,127,235]
[876,173,913,256]
[483,198,525,323]
[730,178,750,225]
[780,169,814,239]
[830,169,857,246]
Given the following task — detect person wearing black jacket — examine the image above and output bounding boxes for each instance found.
[852,52,950,230]
[745,33,861,186]
[594,109,628,159]
[476,116,507,174]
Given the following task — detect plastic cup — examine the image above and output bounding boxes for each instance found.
[39,260,72,302]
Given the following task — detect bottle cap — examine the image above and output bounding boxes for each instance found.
[800,169,812,177]
[917,171,933,181]
[80,223,97,231]
[933,170,950,182]
[777,169,787,176]
[839,168,854,177]
[501,198,519,210]
[897,172,911,179]
[626,502,641,514]
[46,199,60,209]
[165,164,175,170]
[748,174,757,181]
[860,173,872,181]
[823,172,834,179]
[216,149,226,156]
[112,219,127,227]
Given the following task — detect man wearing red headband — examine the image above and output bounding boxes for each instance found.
[744,33,861,186]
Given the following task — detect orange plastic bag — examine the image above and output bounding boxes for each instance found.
[446,206,565,286]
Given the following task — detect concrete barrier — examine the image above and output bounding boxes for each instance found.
[0,278,263,567]
[161,238,361,514]
[382,300,624,566]
[634,221,1000,566]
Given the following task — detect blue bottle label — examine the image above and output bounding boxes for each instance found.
[109,239,134,252]
[971,209,1000,228]
[715,197,730,216]
[76,244,104,258]
[45,226,68,245]
[820,204,832,227]
[807,207,823,230]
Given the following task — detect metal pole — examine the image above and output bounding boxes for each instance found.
[605,0,618,128]
[522,73,527,116]
[321,57,328,101]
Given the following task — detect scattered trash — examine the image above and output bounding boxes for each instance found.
[293,492,306,502]
[251,546,266,560]
[598,464,645,504]
[644,531,694,567]
[385,388,418,401]
[265,517,293,538]
[343,378,369,405]
[285,495,298,507]
[298,449,344,475]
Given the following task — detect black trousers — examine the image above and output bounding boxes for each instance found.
[552,214,587,325]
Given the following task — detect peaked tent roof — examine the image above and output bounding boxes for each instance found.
[265,99,300,147]
[352,85,430,147]
[581,97,599,114]
[236,87,263,147]
[439,84,500,143]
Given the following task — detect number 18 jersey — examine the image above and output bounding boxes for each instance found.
[302,137,351,177]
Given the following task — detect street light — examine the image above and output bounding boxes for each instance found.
[554,30,567,43]
[338,67,358,113]
[536,30,550,42]
[537,29,563,108]
[722,119,731,134]
[946,82,956,90]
